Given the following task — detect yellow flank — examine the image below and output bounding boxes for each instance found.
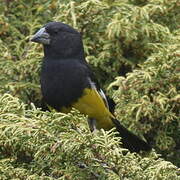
[60,88,115,130]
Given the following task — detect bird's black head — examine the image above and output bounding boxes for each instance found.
[31,22,85,60]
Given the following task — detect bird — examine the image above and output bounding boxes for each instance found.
[31,21,151,152]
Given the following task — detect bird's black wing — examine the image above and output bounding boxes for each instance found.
[85,64,115,113]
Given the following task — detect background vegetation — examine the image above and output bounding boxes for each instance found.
[0,0,179,179]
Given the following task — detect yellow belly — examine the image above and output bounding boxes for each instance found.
[61,88,115,130]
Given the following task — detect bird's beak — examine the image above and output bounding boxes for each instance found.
[31,27,50,45]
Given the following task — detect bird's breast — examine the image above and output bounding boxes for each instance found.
[40,59,89,110]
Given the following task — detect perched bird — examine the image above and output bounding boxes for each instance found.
[31,22,151,152]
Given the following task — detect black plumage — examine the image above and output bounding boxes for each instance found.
[31,21,151,152]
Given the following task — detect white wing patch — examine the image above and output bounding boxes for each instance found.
[88,78,109,110]
[98,89,109,109]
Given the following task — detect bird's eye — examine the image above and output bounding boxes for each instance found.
[54,29,59,34]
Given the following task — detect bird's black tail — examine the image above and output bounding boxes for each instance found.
[112,118,151,153]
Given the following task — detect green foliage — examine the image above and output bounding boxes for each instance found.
[109,19,180,166]
[0,94,180,179]
[0,0,180,178]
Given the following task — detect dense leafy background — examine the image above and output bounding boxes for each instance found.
[0,0,179,179]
